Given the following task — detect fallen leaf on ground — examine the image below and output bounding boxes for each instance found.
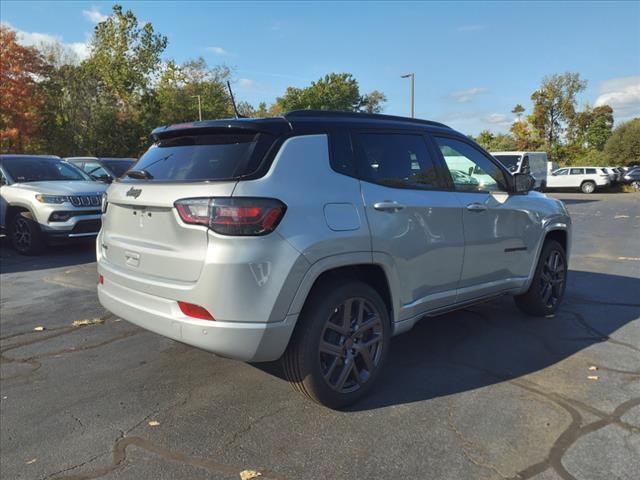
[588,365,598,371]
[148,420,160,427]
[588,375,599,380]
[72,318,105,328]
[239,470,262,480]
[25,458,37,464]
[33,326,45,331]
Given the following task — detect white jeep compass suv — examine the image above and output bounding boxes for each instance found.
[98,111,571,408]
[0,155,107,255]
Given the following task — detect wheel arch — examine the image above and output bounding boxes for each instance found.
[286,254,396,326]
[5,204,34,226]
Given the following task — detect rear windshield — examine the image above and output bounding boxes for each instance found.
[122,132,274,182]
[493,155,521,171]
[1,157,89,182]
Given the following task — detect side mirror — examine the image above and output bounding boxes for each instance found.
[513,173,535,194]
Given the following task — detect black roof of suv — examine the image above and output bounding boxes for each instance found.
[150,110,453,140]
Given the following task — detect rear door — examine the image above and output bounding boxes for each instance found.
[432,135,540,301]
[100,130,274,282]
[569,168,585,188]
[354,130,464,317]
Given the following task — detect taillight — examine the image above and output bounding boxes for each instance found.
[177,301,214,320]
[174,197,286,236]
[98,274,104,285]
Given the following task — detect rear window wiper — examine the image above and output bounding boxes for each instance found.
[126,169,154,180]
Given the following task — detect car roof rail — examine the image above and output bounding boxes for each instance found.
[284,109,451,129]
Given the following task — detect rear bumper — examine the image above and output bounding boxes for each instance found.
[98,276,297,362]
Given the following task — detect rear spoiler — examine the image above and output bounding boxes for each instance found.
[150,117,292,141]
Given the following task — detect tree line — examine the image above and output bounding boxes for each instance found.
[1,4,637,165]
[472,72,639,166]
[0,5,385,158]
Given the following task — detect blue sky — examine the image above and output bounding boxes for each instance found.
[2,1,639,135]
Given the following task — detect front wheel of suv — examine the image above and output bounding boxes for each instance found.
[283,279,390,409]
[10,211,45,255]
[514,239,567,316]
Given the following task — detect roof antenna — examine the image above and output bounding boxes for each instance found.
[226,80,245,118]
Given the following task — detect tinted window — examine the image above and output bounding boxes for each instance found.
[126,132,274,182]
[354,133,442,189]
[570,168,584,175]
[330,130,355,176]
[586,168,596,174]
[83,161,110,179]
[0,157,89,182]
[434,137,507,192]
[493,154,521,171]
[104,160,135,177]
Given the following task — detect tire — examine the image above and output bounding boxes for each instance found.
[580,181,596,194]
[283,278,391,409]
[632,180,640,191]
[515,240,567,316]
[10,211,45,255]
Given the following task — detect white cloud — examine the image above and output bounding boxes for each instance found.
[595,76,640,120]
[206,46,229,56]
[238,78,254,87]
[82,6,109,24]
[485,113,511,125]
[1,21,90,62]
[457,25,486,32]
[450,87,488,103]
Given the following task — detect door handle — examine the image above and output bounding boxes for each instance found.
[373,201,405,212]
[466,203,487,212]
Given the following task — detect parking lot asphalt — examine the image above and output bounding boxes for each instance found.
[1,192,639,480]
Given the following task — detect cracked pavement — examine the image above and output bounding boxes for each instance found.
[1,192,638,480]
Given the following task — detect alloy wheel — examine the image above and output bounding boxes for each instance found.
[539,249,565,309]
[13,217,32,252]
[318,297,384,394]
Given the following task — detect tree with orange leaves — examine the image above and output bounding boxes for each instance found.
[0,25,46,152]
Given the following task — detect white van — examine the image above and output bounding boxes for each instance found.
[491,151,548,189]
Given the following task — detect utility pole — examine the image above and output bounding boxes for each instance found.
[192,95,202,121]
[401,73,415,118]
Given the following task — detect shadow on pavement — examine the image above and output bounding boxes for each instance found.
[254,270,639,411]
[0,236,96,274]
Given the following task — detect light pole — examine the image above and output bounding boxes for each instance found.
[192,95,202,121]
[401,73,415,118]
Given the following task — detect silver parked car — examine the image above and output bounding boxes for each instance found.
[98,111,571,408]
[0,155,107,255]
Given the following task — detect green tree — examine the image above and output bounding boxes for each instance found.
[360,90,387,114]
[575,105,614,151]
[155,58,232,125]
[529,72,587,159]
[274,73,386,113]
[604,118,640,166]
[87,4,167,107]
[474,130,518,151]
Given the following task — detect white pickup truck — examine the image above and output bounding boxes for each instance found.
[546,167,611,193]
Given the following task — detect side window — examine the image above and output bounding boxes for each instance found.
[586,168,596,174]
[570,168,584,175]
[330,130,355,176]
[555,169,569,176]
[354,132,443,190]
[433,136,507,192]
[521,155,531,174]
[83,161,110,178]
